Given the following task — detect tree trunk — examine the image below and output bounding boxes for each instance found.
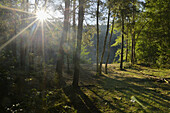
[96,0,99,74]
[99,8,110,75]
[105,18,114,74]
[131,0,136,65]
[125,25,129,62]
[25,0,29,71]
[56,0,70,87]
[120,10,124,70]
[72,0,84,88]
[72,0,76,65]
[67,22,70,73]
[20,0,26,68]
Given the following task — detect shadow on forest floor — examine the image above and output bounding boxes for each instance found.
[67,64,170,112]
[1,64,169,113]
[63,86,101,113]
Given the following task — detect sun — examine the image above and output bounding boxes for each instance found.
[36,10,49,21]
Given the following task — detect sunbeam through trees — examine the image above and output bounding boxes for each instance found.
[0,0,169,112]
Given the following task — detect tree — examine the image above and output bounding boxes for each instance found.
[131,0,136,65]
[72,0,76,65]
[135,0,170,68]
[99,4,111,75]
[125,21,129,62]
[96,0,100,74]
[120,9,125,70]
[56,0,70,86]
[105,18,114,74]
[72,0,84,88]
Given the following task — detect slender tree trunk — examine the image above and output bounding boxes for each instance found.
[96,0,99,74]
[20,0,25,68]
[72,0,84,88]
[25,0,29,71]
[67,22,70,73]
[105,18,114,74]
[72,0,76,65]
[131,0,135,65]
[56,0,70,86]
[125,25,129,62]
[99,8,110,75]
[120,10,124,70]
[134,39,136,63]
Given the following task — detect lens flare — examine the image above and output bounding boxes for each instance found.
[36,10,49,21]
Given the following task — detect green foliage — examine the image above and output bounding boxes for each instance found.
[135,0,170,68]
[81,45,92,64]
[111,34,121,47]
[80,25,96,64]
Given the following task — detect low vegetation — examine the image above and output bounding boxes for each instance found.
[1,64,169,113]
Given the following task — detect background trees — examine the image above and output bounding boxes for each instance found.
[0,0,169,83]
[0,0,169,111]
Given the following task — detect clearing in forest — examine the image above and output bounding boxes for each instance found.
[60,64,170,113]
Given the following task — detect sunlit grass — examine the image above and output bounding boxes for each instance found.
[79,65,170,113]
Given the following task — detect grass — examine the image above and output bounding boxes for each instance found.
[1,64,169,113]
[63,64,170,113]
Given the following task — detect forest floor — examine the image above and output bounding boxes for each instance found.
[1,64,170,113]
[61,64,170,113]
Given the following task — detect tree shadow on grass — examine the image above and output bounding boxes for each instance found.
[69,65,170,112]
[63,86,102,113]
[83,84,124,113]
[94,74,170,112]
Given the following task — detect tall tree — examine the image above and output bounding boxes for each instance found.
[120,9,125,70]
[131,0,136,65]
[125,24,129,62]
[99,4,111,75]
[56,0,70,86]
[72,0,76,64]
[72,0,84,88]
[96,0,100,74]
[105,18,114,74]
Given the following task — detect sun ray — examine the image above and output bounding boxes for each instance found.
[47,13,57,20]
[0,5,35,15]
[19,16,37,21]
[44,20,56,39]
[0,19,38,51]
[46,20,58,28]
[25,21,41,49]
[44,20,51,31]
[44,21,54,38]
[30,21,41,43]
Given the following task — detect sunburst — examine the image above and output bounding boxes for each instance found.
[0,3,54,51]
[0,0,57,97]
[36,10,49,21]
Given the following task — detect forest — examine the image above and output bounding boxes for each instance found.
[0,0,169,112]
